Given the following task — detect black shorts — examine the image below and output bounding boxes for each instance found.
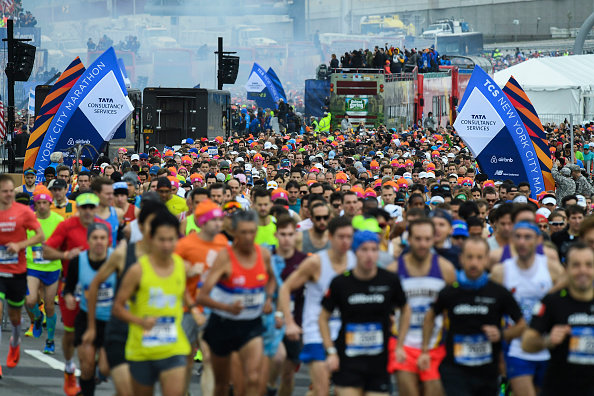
[439,364,498,396]
[0,273,27,308]
[203,313,265,357]
[282,335,302,365]
[104,317,128,368]
[332,367,391,393]
[73,310,107,349]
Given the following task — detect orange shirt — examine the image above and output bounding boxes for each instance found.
[175,233,228,308]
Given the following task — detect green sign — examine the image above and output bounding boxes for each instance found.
[346,97,368,111]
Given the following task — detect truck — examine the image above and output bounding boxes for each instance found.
[141,87,230,151]
[422,19,471,39]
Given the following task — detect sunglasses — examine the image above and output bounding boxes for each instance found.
[300,191,307,195]
[378,222,388,229]
[79,204,96,210]
[314,215,330,221]
[549,221,565,226]
[332,203,341,209]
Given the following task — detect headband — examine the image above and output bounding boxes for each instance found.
[196,208,224,226]
[513,221,540,235]
[33,193,53,204]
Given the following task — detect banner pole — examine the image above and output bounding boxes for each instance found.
[570,113,574,165]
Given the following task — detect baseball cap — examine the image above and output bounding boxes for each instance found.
[430,195,445,205]
[130,154,140,161]
[542,196,557,206]
[149,166,160,175]
[576,194,587,208]
[75,193,100,207]
[383,204,403,222]
[452,220,469,238]
[48,178,67,190]
[220,160,230,169]
[267,181,278,190]
[139,153,149,160]
[513,195,528,204]
[113,181,129,194]
[264,142,272,149]
[205,172,217,180]
[186,138,194,145]
[429,209,453,225]
[216,173,226,182]
[561,167,571,176]
[535,214,549,224]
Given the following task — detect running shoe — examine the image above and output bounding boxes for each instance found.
[44,339,55,355]
[6,338,20,368]
[63,371,80,396]
[33,312,44,338]
[24,324,34,338]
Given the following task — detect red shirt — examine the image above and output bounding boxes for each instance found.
[0,202,40,274]
[45,216,111,278]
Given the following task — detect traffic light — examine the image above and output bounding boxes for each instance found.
[219,55,239,85]
[12,41,36,81]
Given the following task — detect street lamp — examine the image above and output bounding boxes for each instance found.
[513,19,520,42]
[537,17,541,35]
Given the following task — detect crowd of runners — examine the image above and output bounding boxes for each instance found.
[2,122,594,396]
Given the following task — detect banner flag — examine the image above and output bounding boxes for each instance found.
[245,63,283,110]
[118,57,131,88]
[33,47,133,181]
[453,66,546,199]
[24,57,86,172]
[266,67,287,102]
[503,76,555,192]
[28,89,35,115]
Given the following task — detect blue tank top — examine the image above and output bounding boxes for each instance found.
[22,185,33,197]
[397,253,442,279]
[78,250,116,321]
[102,207,119,248]
[501,244,544,262]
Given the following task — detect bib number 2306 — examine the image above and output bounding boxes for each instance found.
[142,317,177,347]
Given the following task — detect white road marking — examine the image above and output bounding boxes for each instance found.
[24,350,81,376]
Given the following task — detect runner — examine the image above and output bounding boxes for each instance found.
[320,228,409,396]
[389,218,456,396]
[25,188,63,354]
[418,237,525,396]
[175,199,228,396]
[196,209,276,396]
[490,221,565,396]
[0,174,44,376]
[92,177,124,248]
[63,223,113,396]
[13,167,37,198]
[272,215,308,396]
[113,210,190,396]
[83,199,166,396]
[298,202,330,254]
[521,242,594,396]
[253,187,278,249]
[49,178,78,220]
[43,192,111,396]
[277,216,356,396]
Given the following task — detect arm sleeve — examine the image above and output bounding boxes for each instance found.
[63,257,80,296]
[529,295,554,334]
[321,277,340,314]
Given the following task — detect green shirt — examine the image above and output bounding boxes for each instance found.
[255,216,278,248]
[165,195,189,217]
[27,211,64,272]
[185,214,200,235]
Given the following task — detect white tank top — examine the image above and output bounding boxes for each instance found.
[503,254,552,361]
[301,249,356,345]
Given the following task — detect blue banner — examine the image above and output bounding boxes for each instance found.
[245,63,282,110]
[266,67,287,102]
[453,66,545,199]
[33,47,133,181]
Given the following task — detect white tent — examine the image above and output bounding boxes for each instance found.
[494,55,594,120]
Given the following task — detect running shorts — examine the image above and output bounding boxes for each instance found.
[0,273,27,308]
[387,337,446,381]
[203,313,265,357]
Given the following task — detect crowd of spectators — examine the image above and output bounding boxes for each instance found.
[484,47,573,72]
[330,44,451,74]
[0,1,37,28]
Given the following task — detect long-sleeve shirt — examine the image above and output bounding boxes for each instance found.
[552,166,576,201]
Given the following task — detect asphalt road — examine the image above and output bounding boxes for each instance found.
[0,311,314,395]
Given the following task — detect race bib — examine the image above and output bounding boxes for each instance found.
[345,322,384,357]
[142,316,177,347]
[235,292,265,309]
[31,246,50,265]
[410,305,428,329]
[453,334,492,366]
[96,283,114,307]
[0,246,18,265]
[568,326,594,365]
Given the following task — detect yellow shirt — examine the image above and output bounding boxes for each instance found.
[125,254,190,361]
[50,200,77,220]
[165,195,188,217]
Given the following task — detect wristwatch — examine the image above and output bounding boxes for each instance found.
[326,346,337,355]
